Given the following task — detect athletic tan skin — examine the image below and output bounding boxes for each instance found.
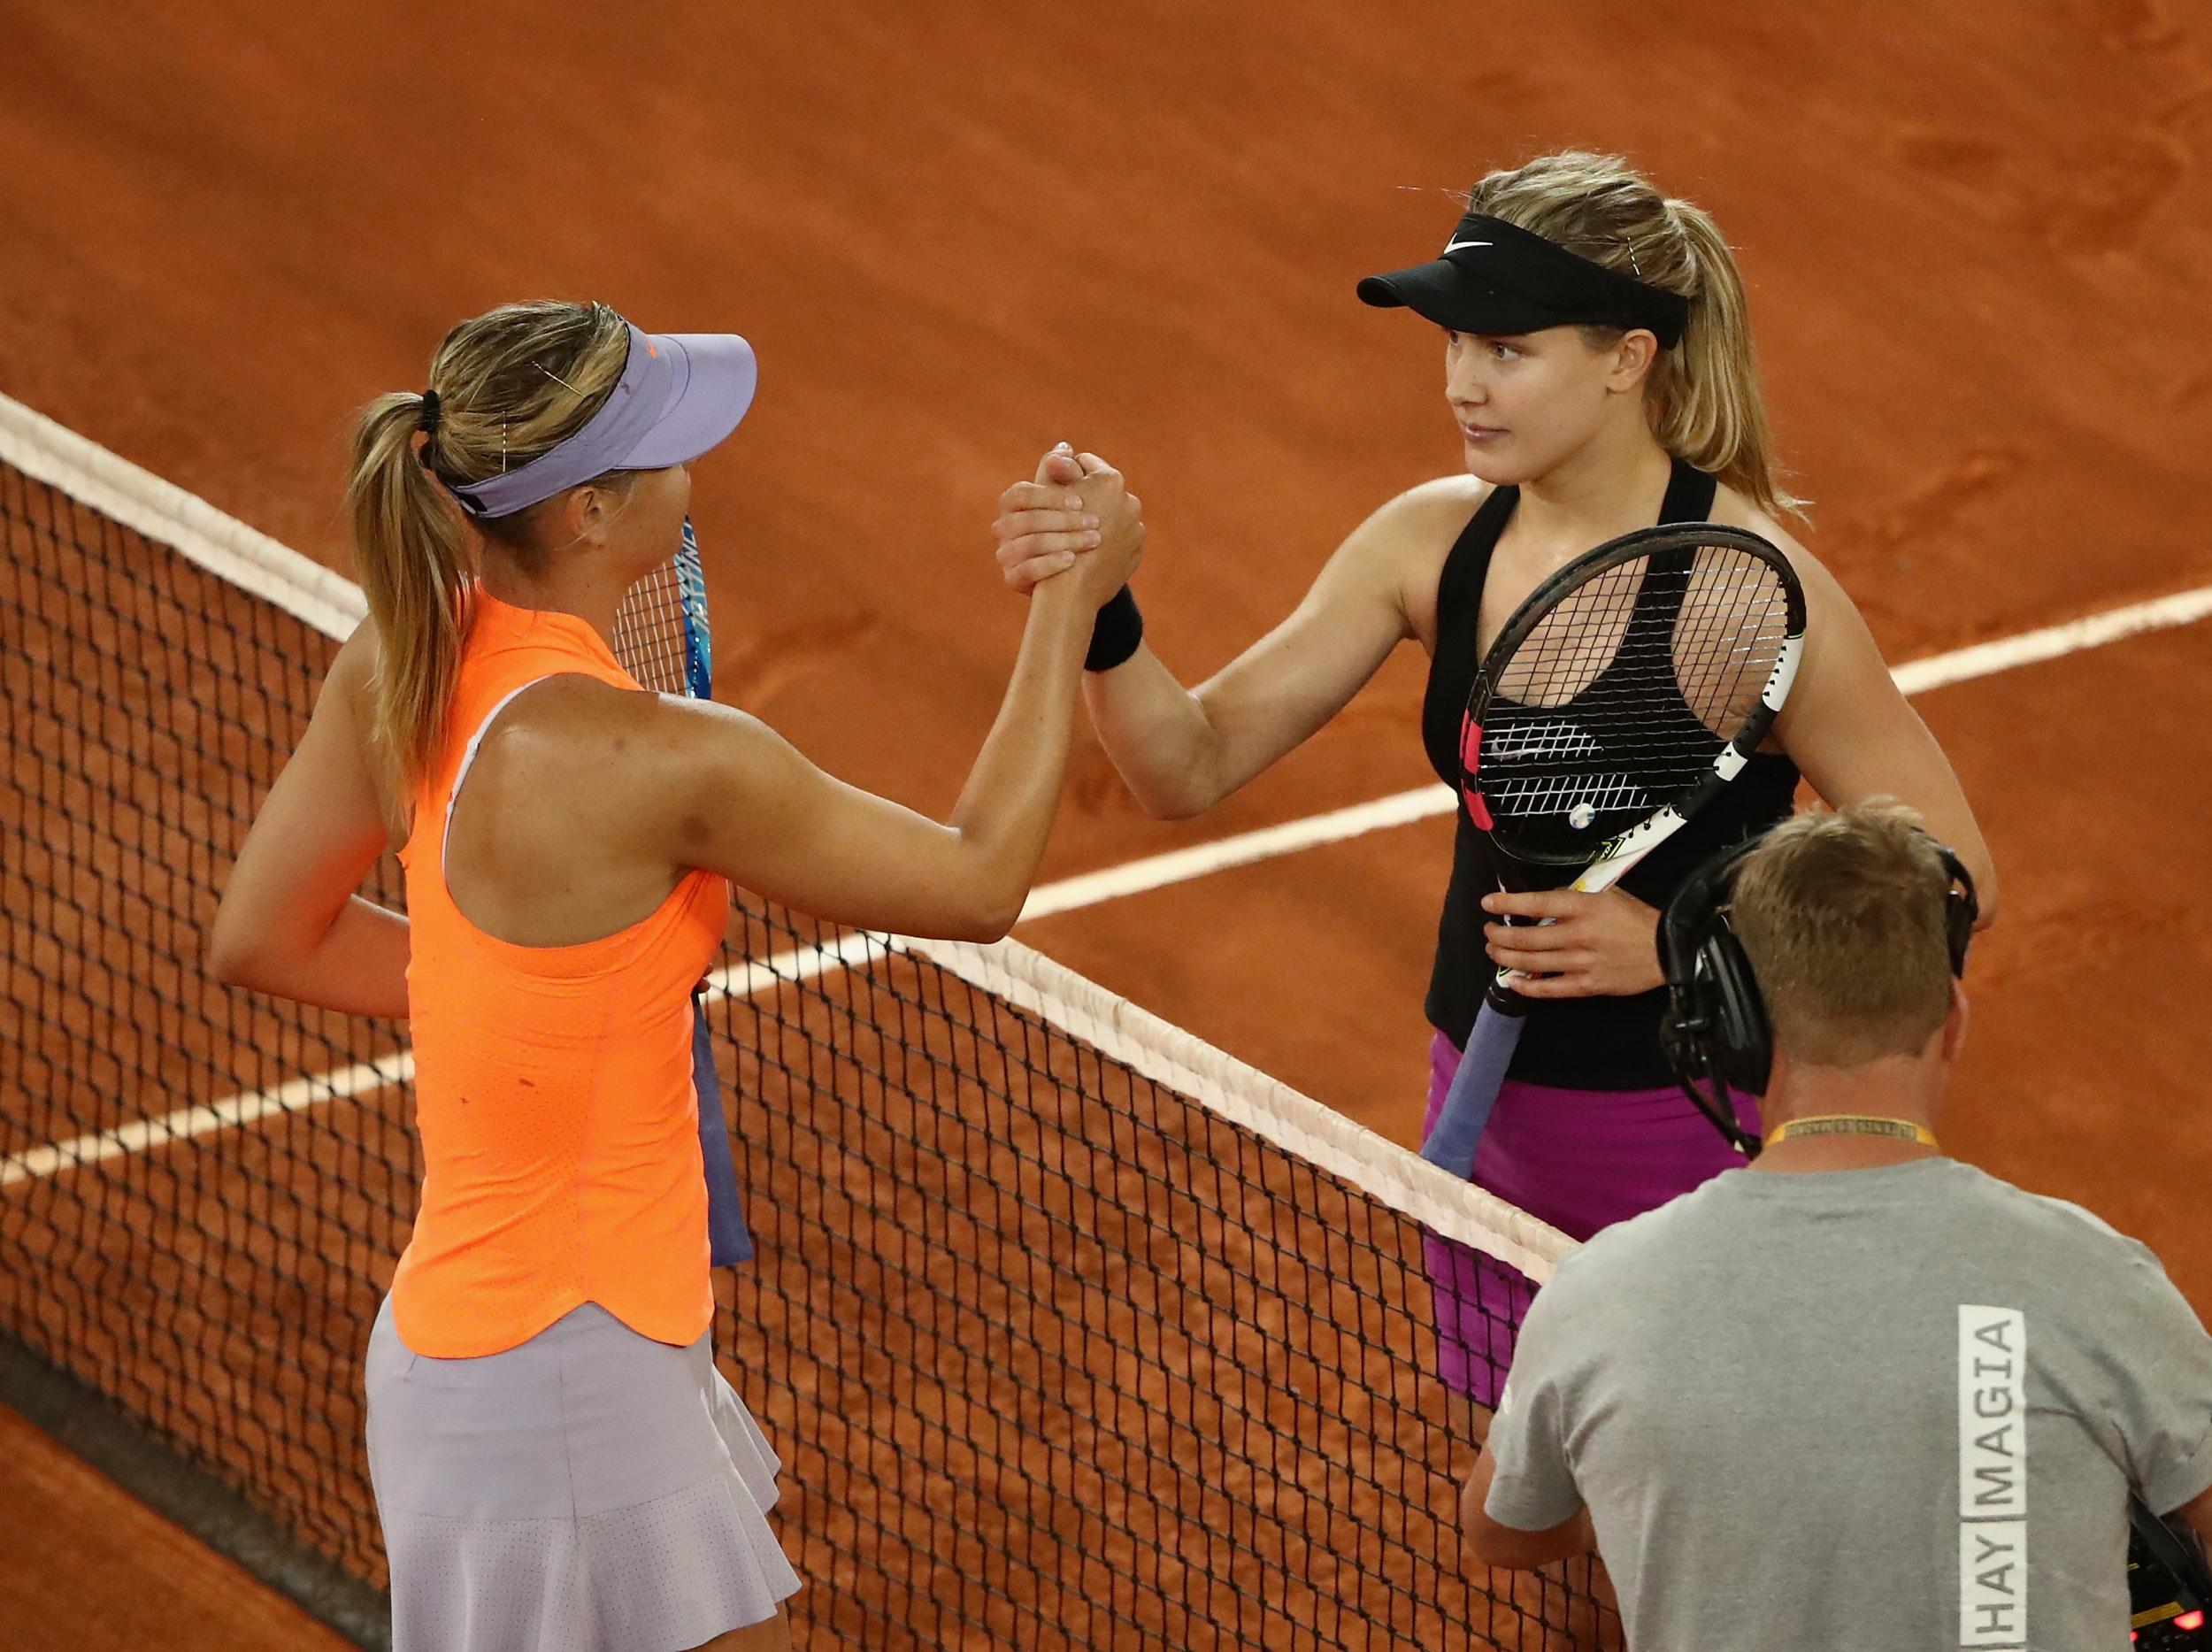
[994,319,1998,1001]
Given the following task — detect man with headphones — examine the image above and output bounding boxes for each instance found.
[1458,800,2212,1648]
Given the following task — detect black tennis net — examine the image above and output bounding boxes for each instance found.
[0,393,1601,1650]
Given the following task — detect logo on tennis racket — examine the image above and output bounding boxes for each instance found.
[1484,720,1598,765]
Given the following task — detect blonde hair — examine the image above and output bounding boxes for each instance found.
[1467,150,1803,519]
[1730,802,1956,1067]
[346,300,634,790]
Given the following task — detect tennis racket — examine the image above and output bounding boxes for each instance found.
[610,518,752,1266]
[1419,521,1807,1178]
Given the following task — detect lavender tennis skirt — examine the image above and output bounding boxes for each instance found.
[365,1297,801,1652]
[1421,1030,1760,1408]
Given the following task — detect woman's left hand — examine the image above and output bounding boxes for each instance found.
[1480,887,1664,998]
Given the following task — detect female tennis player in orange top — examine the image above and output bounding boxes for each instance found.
[211,300,1142,1652]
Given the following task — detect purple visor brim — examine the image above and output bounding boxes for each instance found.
[452,323,758,519]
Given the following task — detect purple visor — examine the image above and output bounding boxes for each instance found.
[451,323,757,519]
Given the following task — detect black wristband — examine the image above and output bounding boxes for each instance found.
[1084,586,1144,672]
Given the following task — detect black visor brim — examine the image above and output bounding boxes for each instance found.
[1356,260,1581,338]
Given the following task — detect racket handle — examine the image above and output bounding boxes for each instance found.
[692,993,753,1267]
[1484,972,1532,1016]
[1567,848,1649,897]
[1421,1000,1528,1179]
[1484,842,1667,1002]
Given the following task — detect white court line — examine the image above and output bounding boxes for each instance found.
[0,934,872,1190]
[1017,788,1455,922]
[1890,583,2212,695]
[0,1053,415,1188]
[13,575,2205,1189]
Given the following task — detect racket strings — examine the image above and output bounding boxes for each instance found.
[611,558,693,695]
[1667,549,1794,733]
[1498,550,1789,727]
[1479,547,1792,851]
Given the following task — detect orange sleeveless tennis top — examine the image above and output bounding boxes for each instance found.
[390,590,727,1358]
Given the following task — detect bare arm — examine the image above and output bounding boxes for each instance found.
[210,626,411,1016]
[642,472,1145,940]
[995,465,1470,819]
[653,585,1087,939]
[1077,547,1402,818]
[1773,545,2001,925]
[1459,1446,1595,1571]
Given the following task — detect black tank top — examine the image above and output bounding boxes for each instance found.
[1419,458,1801,1088]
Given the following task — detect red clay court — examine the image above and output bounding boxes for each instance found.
[3,4,2210,1648]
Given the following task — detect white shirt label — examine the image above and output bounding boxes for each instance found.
[1958,1305,2028,1648]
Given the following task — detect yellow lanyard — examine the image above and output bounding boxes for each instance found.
[1763,1114,1940,1150]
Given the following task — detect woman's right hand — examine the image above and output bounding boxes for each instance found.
[995,444,1142,600]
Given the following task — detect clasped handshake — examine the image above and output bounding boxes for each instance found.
[989,442,1144,600]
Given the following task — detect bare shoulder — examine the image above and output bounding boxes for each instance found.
[486,676,787,806]
[326,619,382,706]
[1708,486,1851,610]
[320,619,391,756]
[1347,473,1491,641]
[311,620,405,838]
[488,672,730,766]
[1714,487,1902,753]
[1356,473,1491,549]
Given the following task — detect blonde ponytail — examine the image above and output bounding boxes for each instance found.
[345,300,634,791]
[1466,151,1804,519]
[1648,198,1801,519]
[346,394,474,792]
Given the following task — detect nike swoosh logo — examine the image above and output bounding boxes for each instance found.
[1444,239,1492,254]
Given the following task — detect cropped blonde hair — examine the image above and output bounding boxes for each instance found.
[345,301,634,790]
[1730,802,1957,1067]
[1467,151,1803,519]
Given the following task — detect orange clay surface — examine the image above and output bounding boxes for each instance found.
[3,1,2210,1644]
[0,1402,351,1651]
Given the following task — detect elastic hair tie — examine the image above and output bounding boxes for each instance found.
[417,389,443,435]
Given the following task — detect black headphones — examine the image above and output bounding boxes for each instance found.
[1657,834,2212,1637]
[1656,826,1978,1157]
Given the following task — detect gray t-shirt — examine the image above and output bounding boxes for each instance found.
[1485,1158,2212,1650]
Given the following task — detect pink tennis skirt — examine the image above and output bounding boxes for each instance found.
[365,1296,801,1652]
[1421,1029,1760,1407]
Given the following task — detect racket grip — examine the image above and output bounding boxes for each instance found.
[1420,1001,1527,1180]
[1484,972,1533,1016]
[1480,843,1662,1011]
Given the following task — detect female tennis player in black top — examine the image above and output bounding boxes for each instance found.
[993,150,1999,1415]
